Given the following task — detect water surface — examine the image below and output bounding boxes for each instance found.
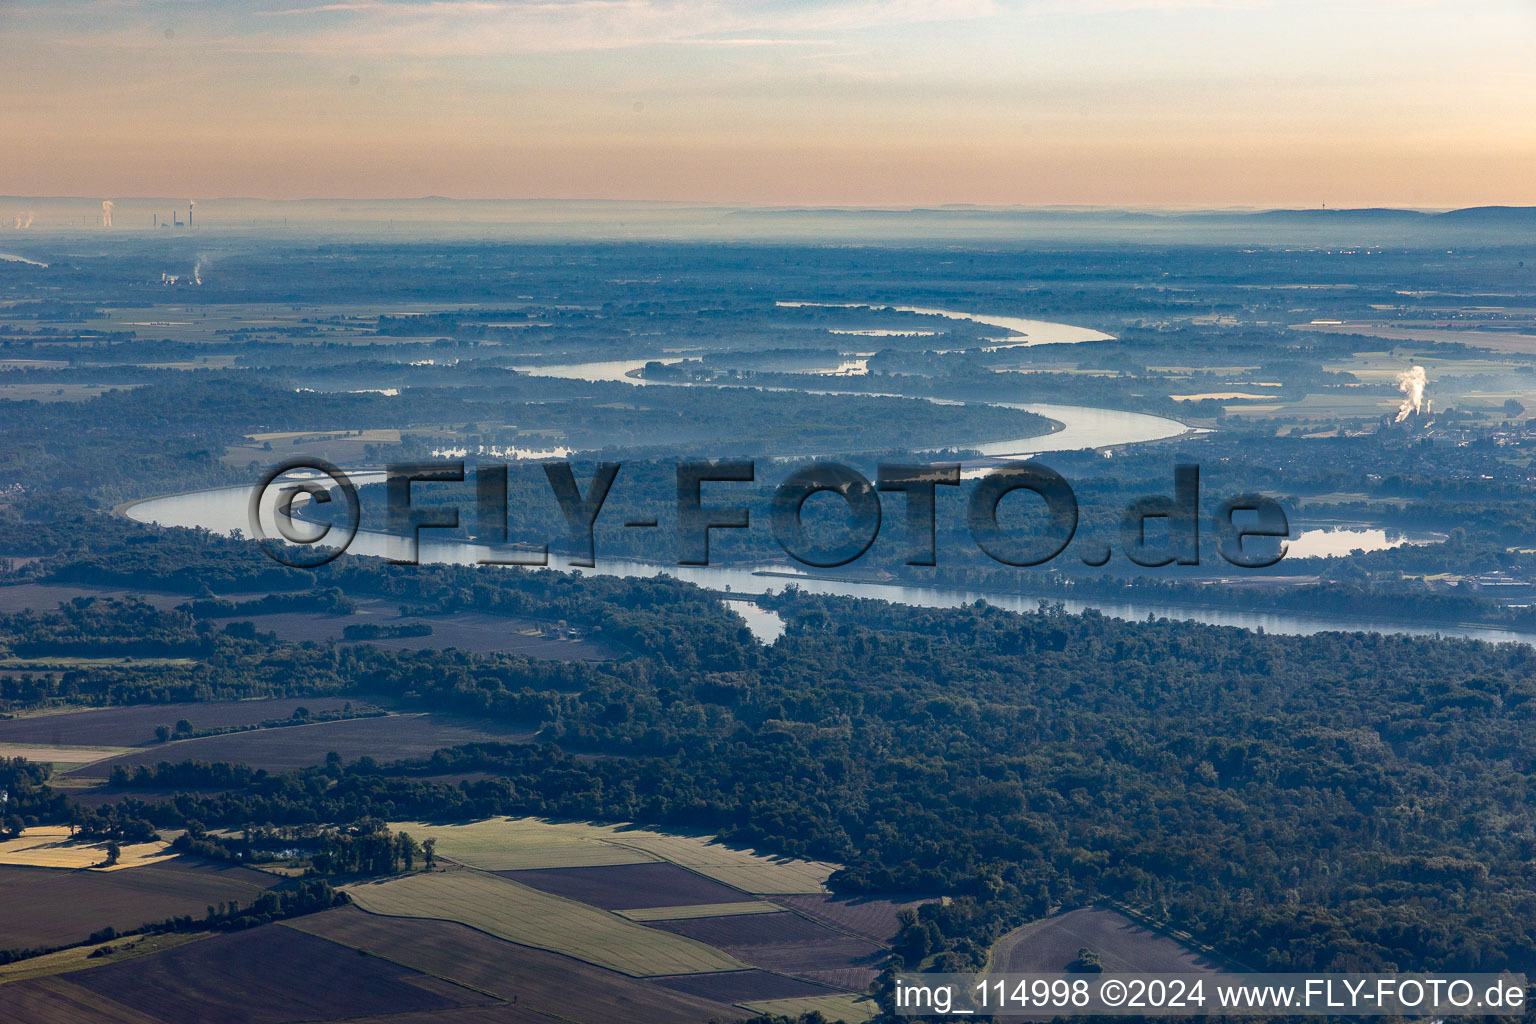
[125,482,1532,649]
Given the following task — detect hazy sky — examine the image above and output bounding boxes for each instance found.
[4,0,1534,206]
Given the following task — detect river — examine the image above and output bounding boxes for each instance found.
[775,301,1116,348]
[124,479,1531,649]
[122,305,1527,648]
[514,302,1196,464]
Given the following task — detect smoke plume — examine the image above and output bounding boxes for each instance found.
[101,200,115,228]
[1395,365,1427,422]
[193,260,203,286]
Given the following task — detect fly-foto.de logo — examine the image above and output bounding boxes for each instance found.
[249,458,1290,571]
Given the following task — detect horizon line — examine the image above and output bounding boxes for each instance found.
[6,197,1536,215]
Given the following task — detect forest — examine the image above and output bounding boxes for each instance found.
[5,532,1536,983]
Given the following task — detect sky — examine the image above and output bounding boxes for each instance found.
[3,0,1535,207]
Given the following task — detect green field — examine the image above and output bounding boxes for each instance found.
[608,831,834,894]
[390,816,837,892]
[0,933,209,985]
[388,817,659,870]
[0,743,130,768]
[344,868,749,976]
[742,993,879,1022]
[618,901,785,921]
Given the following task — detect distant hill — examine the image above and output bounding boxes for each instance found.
[1,195,1530,242]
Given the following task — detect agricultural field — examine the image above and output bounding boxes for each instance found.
[0,743,131,768]
[224,428,402,467]
[0,975,165,1024]
[393,816,835,893]
[233,599,619,659]
[0,933,208,986]
[619,902,783,922]
[286,906,741,1023]
[0,585,615,660]
[648,910,886,984]
[0,825,172,871]
[773,892,935,944]
[344,867,747,977]
[1220,391,1400,420]
[83,712,536,776]
[6,923,496,1024]
[0,383,129,403]
[315,818,897,1016]
[502,861,757,910]
[988,907,1224,974]
[653,969,839,1003]
[0,584,186,614]
[741,993,879,1022]
[0,858,272,953]
[607,832,836,895]
[0,697,373,748]
[1294,320,1536,355]
[386,816,659,870]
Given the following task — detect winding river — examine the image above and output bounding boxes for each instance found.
[122,306,1535,648]
[514,353,1192,462]
[123,480,1531,647]
[515,300,1197,466]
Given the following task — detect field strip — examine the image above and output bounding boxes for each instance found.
[604,833,835,894]
[618,902,785,922]
[740,993,879,1022]
[344,868,748,977]
[0,826,174,871]
[390,818,660,870]
[469,845,656,869]
[276,920,508,1003]
[982,910,1060,974]
[0,933,209,986]
[22,976,168,1024]
[0,743,131,765]
[390,816,835,892]
[986,907,1227,975]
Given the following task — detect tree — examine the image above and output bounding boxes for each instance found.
[174,719,193,735]
[1068,948,1103,973]
[396,831,420,871]
[422,838,437,871]
[3,814,23,839]
[102,842,122,868]
[154,725,171,743]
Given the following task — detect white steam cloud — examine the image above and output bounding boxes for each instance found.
[101,200,115,228]
[193,260,203,285]
[1395,365,1427,422]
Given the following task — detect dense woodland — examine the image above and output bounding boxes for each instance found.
[4,529,1536,984]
